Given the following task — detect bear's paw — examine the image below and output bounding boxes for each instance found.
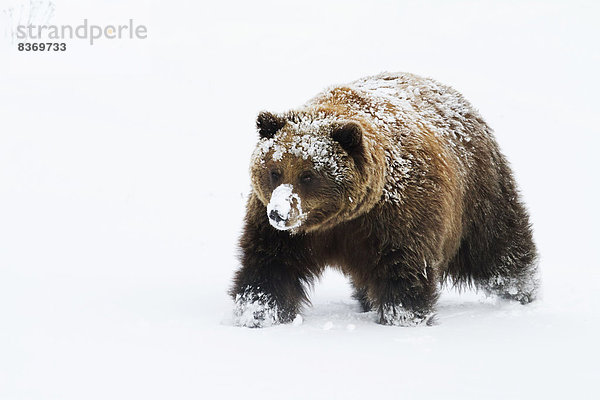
[232,289,280,328]
[379,304,435,327]
[482,271,539,305]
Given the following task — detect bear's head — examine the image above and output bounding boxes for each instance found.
[250,110,382,233]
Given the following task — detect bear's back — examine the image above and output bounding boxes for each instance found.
[308,72,479,138]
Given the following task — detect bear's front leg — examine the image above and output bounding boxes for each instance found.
[229,196,315,328]
[372,249,439,326]
[231,260,309,328]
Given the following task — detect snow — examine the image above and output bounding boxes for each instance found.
[1,0,600,399]
[266,183,304,231]
[292,314,303,326]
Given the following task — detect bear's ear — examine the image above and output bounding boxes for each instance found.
[256,111,286,139]
[331,121,363,154]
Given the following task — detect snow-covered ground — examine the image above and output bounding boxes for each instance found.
[1,0,599,399]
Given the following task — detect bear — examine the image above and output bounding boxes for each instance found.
[229,72,539,327]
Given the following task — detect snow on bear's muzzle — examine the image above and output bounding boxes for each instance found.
[267,184,305,231]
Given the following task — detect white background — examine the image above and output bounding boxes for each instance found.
[1,0,599,399]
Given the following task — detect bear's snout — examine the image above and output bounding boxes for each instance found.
[269,210,286,224]
[267,184,305,232]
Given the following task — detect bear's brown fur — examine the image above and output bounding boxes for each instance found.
[230,72,539,327]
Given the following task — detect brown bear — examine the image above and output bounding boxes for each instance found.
[230,72,539,327]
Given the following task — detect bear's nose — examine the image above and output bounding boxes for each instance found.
[269,210,286,223]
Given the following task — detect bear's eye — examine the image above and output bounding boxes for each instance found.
[270,171,281,183]
[299,171,314,185]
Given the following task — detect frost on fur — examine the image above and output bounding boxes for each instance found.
[232,289,280,328]
[379,304,435,327]
[251,122,350,183]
